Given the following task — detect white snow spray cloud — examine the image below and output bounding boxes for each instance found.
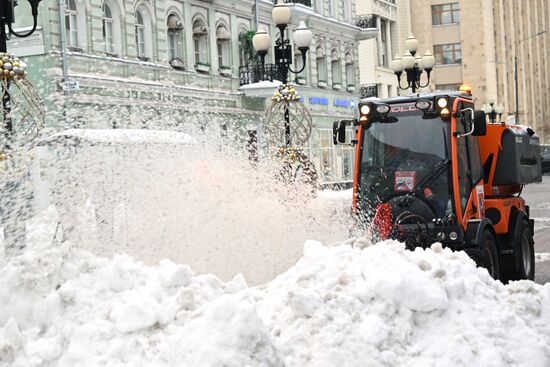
[1,105,354,284]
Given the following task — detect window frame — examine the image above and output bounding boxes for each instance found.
[102,3,114,54]
[433,43,462,65]
[431,3,460,26]
[65,0,78,48]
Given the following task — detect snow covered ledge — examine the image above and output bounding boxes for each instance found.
[239,80,282,98]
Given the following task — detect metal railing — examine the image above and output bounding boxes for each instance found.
[239,63,285,86]
[274,0,312,6]
[360,84,378,98]
[355,15,376,29]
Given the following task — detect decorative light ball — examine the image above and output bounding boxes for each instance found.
[9,71,14,77]
[3,70,8,75]
[2,56,8,62]
[4,62,12,70]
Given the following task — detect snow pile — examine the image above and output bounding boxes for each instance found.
[1,241,550,366]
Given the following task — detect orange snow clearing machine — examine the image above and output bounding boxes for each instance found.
[333,90,542,282]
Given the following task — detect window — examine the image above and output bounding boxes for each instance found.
[216,25,231,70]
[331,49,341,87]
[102,3,114,54]
[379,18,387,67]
[316,46,327,84]
[432,3,460,26]
[193,19,209,66]
[135,10,146,58]
[345,52,354,87]
[65,0,78,47]
[433,43,461,65]
[167,14,184,65]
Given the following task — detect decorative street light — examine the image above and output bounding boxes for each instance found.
[252,0,313,146]
[514,30,546,124]
[0,0,42,149]
[482,98,505,124]
[391,35,435,94]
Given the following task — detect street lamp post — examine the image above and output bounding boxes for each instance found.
[482,99,505,124]
[391,36,436,94]
[0,0,42,148]
[514,30,546,124]
[252,0,313,146]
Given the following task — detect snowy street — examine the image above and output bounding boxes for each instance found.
[523,175,550,284]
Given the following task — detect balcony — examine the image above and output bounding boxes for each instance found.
[355,15,378,41]
[274,0,312,6]
[239,63,285,86]
[274,0,315,18]
[360,84,378,99]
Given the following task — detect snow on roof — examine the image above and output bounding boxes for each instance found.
[38,128,196,146]
[2,240,549,365]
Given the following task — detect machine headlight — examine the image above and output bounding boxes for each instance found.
[436,97,448,108]
[375,104,391,114]
[415,100,431,111]
[360,104,371,116]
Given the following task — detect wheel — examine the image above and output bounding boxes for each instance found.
[477,229,500,280]
[505,218,535,281]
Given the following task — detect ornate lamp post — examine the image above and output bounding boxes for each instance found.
[482,99,505,124]
[0,0,42,148]
[252,0,313,146]
[391,35,435,94]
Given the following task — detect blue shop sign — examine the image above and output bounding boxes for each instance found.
[309,96,329,105]
[334,99,353,108]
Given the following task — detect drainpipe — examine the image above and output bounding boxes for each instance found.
[255,0,259,30]
[58,0,70,125]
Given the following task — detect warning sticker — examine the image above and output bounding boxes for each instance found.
[395,171,416,192]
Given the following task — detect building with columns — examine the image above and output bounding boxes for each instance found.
[9,0,375,183]
[356,0,412,99]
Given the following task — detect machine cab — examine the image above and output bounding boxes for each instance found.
[334,91,487,247]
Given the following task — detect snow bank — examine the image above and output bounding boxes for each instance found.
[1,241,550,366]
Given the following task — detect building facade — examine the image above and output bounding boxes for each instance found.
[356,0,412,99]
[410,0,550,142]
[9,0,370,184]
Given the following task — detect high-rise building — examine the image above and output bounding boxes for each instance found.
[409,0,550,142]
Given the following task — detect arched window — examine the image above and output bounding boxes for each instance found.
[102,3,114,53]
[193,18,209,69]
[216,25,231,73]
[316,46,327,87]
[345,52,354,88]
[134,5,153,60]
[135,10,146,58]
[331,48,342,88]
[65,0,78,47]
[167,14,184,67]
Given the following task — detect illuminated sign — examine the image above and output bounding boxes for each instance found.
[309,96,329,105]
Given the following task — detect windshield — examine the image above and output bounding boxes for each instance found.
[358,108,452,218]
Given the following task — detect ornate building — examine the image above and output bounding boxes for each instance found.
[10,0,374,183]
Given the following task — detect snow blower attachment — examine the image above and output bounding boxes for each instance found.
[333,91,541,282]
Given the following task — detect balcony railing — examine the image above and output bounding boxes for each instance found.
[274,0,312,6]
[355,15,376,29]
[360,84,378,99]
[239,63,285,86]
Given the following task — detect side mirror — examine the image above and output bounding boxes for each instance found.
[333,120,347,145]
[472,110,487,136]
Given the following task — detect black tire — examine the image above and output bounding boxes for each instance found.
[506,219,535,281]
[478,229,500,280]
